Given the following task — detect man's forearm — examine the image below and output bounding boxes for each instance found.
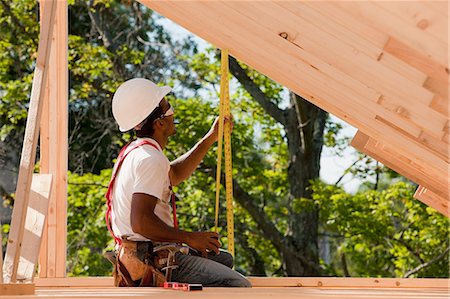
[132,211,190,243]
[170,133,215,185]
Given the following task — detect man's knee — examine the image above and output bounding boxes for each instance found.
[218,250,234,268]
[209,249,234,268]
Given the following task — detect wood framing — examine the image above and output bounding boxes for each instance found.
[7,285,450,299]
[0,283,35,296]
[38,0,68,279]
[351,131,449,217]
[414,186,449,216]
[3,0,57,283]
[33,276,449,289]
[138,1,449,213]
[16,174,52,282]
[4,1,448,293]
[0,166,51,297]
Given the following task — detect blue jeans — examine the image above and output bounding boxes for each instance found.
[171,249,251,287]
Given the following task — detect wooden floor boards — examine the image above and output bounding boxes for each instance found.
[0,286,446,299]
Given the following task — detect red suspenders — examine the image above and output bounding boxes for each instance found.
[105,140,178,245]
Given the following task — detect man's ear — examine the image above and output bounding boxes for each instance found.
[154,119,164,128]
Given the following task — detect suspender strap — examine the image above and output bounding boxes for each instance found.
[170,187,178,230]
[106,140,177,245]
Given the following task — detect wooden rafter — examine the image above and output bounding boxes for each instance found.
[138,0,449,214]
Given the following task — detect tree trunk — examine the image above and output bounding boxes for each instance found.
[282,93,326,276]
[229,57,327,276]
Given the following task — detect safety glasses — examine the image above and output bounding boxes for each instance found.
[160,105,174,119]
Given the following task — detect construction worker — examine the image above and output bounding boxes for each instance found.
[108,78,251,287]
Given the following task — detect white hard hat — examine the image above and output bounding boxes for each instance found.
[112,78,171,132]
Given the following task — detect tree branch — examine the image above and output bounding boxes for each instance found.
[86,0,114,50]
[404,244,450,278]
[228,57,287,125]
[334,157,364,186]
[233,179,284,251]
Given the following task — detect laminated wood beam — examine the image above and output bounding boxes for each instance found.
[424,79,448,108]
[427,1,449,16]
[430,96,449,118]
[303,2,431,86]
[351,131,449,202]
[221,1,434,110]
[274,1,431,97]
[332,1,447,66]
[140,1,382,123]
[414,186,449,217]
[3,0,56,283]
[374,1,448,43]
[383,37,449,87]
[146,0,448,165]
[141,1,449,201]
[38,0,68,279]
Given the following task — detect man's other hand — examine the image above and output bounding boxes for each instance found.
[187,231,220,257]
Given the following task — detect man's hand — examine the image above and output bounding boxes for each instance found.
[207,115,234,143]
[186,231,220,257]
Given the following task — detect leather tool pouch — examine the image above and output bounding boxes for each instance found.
[113,240,167,287]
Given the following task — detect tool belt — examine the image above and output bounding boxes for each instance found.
[113,239,165,287]
[108,238,189,287]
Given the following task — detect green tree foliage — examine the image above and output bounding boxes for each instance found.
[66,170,112,276]
[0,0,38,151]
[315,181,449,278]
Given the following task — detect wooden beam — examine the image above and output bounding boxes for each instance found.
[414,186,449,217]
[3,0,56,284]
[38,0,68,279]
[141,1,448,193]
[374,1,448,43]
[0,283,35,295]
[16,174,52,282]
[248,277,450,289]
[351,131,449,205]
[33,276,449,289]
[332,1,447,66]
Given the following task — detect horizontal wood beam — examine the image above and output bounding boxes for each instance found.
[33,277,449,289]
[0,283,35,295]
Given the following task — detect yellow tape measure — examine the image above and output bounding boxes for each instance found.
[214,49,234,257]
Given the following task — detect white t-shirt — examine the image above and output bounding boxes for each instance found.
[111,137,173,241]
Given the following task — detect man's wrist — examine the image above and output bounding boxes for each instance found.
[204,131,217,145]
[177,230,191,244]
